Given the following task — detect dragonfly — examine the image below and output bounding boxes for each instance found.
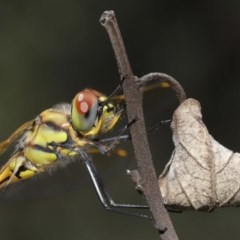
[0,78,174,218]
[0,84,148,217]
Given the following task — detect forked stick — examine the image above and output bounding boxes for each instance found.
[100,10,179,239]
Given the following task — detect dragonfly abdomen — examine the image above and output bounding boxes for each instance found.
[0,154,36,188]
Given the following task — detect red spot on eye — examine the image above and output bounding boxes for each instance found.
[75,90,98,115]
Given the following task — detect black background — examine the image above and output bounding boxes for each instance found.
[0,1,240,239]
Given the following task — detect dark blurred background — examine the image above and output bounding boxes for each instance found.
[0,1,240,239]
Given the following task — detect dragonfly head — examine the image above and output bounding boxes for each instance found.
[71,89,123,137]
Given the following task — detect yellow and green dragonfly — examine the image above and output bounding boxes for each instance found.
[0,77,176,218]
[0,86,151,217]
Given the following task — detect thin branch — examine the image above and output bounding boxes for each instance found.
[140,72,186,103]
[100,10,179,240]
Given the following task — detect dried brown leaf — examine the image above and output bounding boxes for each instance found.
[159,98,240,211]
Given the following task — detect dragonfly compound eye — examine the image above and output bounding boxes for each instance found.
[71,89,99,132]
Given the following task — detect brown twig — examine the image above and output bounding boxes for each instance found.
[140,72,186,103]
[100,10,179,240]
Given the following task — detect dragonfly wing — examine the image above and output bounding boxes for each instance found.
[0,120,33,155]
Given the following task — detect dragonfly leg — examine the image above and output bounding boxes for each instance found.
[95,119,171,152]
[81,153,151,219]
[93,118,137,155]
